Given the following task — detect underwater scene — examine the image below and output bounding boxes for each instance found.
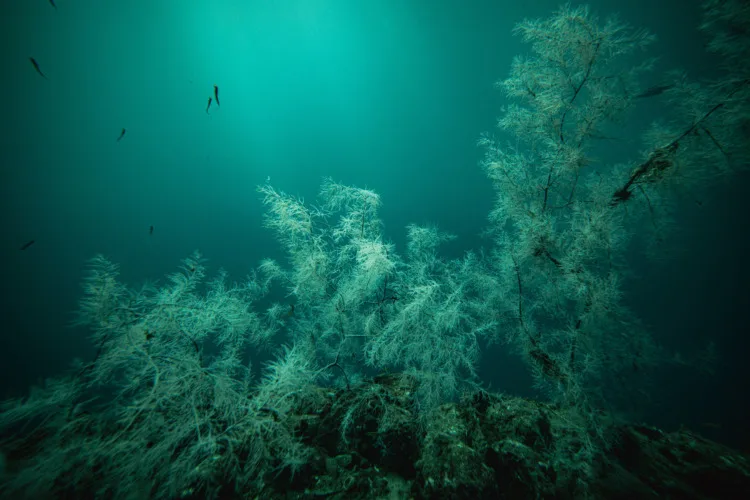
[1,0,749,498]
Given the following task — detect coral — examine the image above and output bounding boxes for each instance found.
[2,2,749,498]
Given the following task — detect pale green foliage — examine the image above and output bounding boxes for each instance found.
[320,177,382,242]
[255,179,401,392]
[483,4,655,228]
[0,253,283,498]
[257,179,489,413]
[258,183,331,304]
[479,4,664,406]
[353,239,396,297]
[500,4,654,145]
[479,1,748,410]
[258,184,316,249]
[235,343,325,483]
[365,231,493,413]
[4,4,746,496]
[75,253,273,497]
[406,224,455,260]
[255,343,322,410]
[76,254,129,331]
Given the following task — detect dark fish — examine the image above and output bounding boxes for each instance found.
[49,0,56,9]
[29,57,48,79]
[20,240,35,250]
[117,128,126,142]
[213,84,220,106]
[149,225,154,235]
[636,84,674,99]
[206,96,212,114]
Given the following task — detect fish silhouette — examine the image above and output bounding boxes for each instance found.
[29,57,48,79]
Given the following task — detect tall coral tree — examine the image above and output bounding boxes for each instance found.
[480,2,749,409]
[480,5,661,407]
[258,179,490,413]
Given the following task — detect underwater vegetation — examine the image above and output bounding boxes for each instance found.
[2,1,750,498]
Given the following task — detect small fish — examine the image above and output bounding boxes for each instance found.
[117,128,126,142]
[636,84,674,99]
[206,96,212,114]
[149,225,154,235]
[29,57,48,79]
[20,240,35,250]
[213,84,220,106]
[49,0,57,9]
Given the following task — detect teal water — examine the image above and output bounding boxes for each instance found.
[1,0,748,470]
